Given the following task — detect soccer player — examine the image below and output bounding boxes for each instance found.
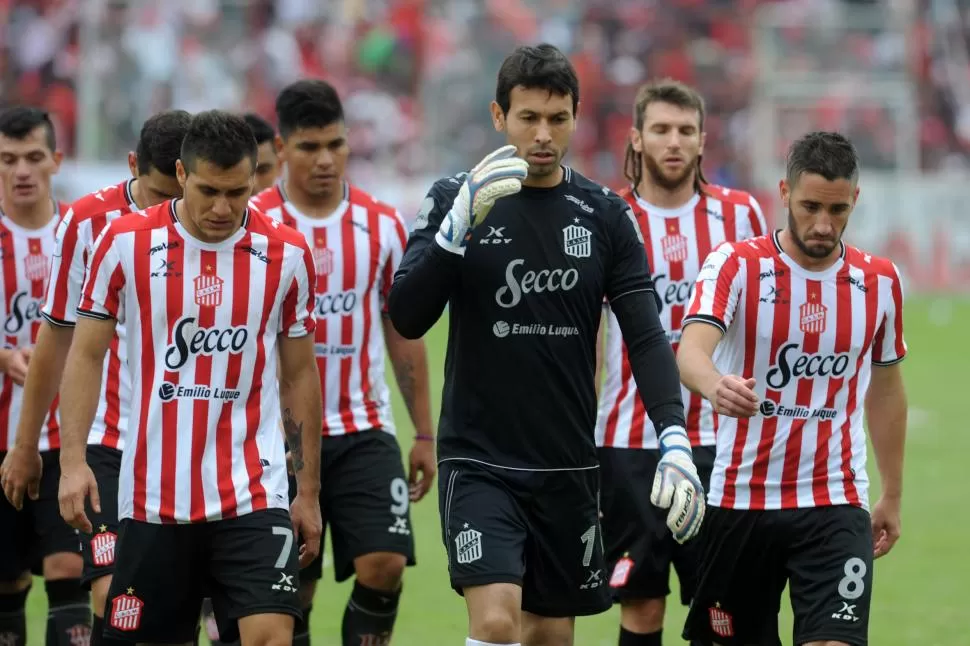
[388,44,706,646]
[0,106,92,646]
[678,131,907,646]
[594,80,766,646]
[0,109,191,644]
[56,110,324,645]
[250,79,436,646]
[244,113,282,193]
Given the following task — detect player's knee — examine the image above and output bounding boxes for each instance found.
[42,552,84,580]
[91,575,112,617]
[472,608,519,644]
[353,551,407,591]
[0,571,31,594]
[521,614,574,646]
[620,596,666,633]
[297,579,317,609]
[237,613,295,646]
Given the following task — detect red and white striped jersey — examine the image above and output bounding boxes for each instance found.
[251,182,408,437]
[43,180,137,451]
[684,232,907,511]
[0,202,66,451]
[79,200,316,524]
[596,186,766,449]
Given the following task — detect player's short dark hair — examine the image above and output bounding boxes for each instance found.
[0,106,57,152]
[243,112,276,145]
[135,110,192,177]
[495,43,579,115]
[180,110,258,174]
[275,80,344,139]
[786,131,860,187]
[624,79,709,194]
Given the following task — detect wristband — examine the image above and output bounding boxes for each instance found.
[415,434,434,442]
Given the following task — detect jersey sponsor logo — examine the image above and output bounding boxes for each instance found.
[193,271,224,307]
[91,527,117,567]
[492,320,578,339]
[759,399,838,421]
[495,259,579,308]
[765,343,850,390]
[158,381,242,402]
[150,258,181,278]
[799,301,828,334]
[661,233,689,263]
[455,526,482,564]
[708,606,734,638]
[109,591,144,632]
[312,247,334,277]
[314,342,357,357]
[3,291,44,335]
[479,225,511,245]
[412,196,433,231]
[314,290,357,317]
[24,251,49,282]
[163,316,250,371]
[564,194,593,214]
[653,273,695,314]
[563,223,592,259]
[149,241,179,256]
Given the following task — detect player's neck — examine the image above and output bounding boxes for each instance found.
[0,197,55,230]
[283,178,344,219]
[777,229,841,272]
[522,165,564,189]
[129,177,149,211]
[636,175,696,209]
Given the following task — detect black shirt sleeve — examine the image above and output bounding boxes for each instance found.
[605,199,654,302]
[388,179,462,339]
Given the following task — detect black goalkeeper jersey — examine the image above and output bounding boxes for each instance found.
[390,166,683,470]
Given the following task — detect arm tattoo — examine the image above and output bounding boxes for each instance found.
[394,358,417,416]
[283,407,305,473]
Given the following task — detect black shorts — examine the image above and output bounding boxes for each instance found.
[0,450,79,582]
[80,445,122,587]
[103,508,301,643]
[289,430,416,583]
[684,505,874,646]
[598,445,714,605]
[438,460,611,618]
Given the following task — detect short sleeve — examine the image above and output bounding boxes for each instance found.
[871,263,907,365]
[42,207,91,326]
[280,242,317,338]
[77,227,126,323]
[683,244,744,333]
[605,202,654,303]
[380,209,409,312]
[394,177,461,281]
[745,195,768,238]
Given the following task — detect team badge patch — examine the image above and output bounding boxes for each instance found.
[799,300,827,334]
[454,526,482,564]
[563,224,592,259]
[109,590,144,632]
[312,247,334,277]
[709,605,734,638]
[91,526,116,567]
[609,556,634,587]
[661,233,689,263]
[193,266,224,307]
[24,251,49,283]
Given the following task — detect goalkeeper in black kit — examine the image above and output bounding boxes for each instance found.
[388,44,706,646]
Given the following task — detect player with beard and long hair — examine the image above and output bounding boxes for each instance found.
[594,80,766,646]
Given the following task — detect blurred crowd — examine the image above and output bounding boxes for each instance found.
[1,0,968,191]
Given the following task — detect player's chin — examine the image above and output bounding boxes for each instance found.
[527,159,559,175]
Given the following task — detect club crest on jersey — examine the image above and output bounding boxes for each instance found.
[194,268,224,308]
[109,590,144,632]
[709,606,734,638]
[661,233,689,263]
[24,251,49,283]
[799,301,827,334]
[562,223,592,259]
[312,247,334,277]
[91,527,117,567]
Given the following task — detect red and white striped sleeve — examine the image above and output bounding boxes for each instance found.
[380,209,409,312]
[280,240,316,338]
[684,242,743,333]
[78,227,126,322]
[745,194,768,238]
[42,206,91,326]
[872,263,907,365]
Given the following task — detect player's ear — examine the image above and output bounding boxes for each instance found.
[490,101,505,133]
[51,148,64,171]
[274,133,285,156]
[853,185,860,205]
[699,129,706,156]
[572,101,580,129]
[176,159,187,188]
[128,152,139,178]
[629,127,642,153]
[779,178,790,208]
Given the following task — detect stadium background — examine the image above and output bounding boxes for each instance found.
[3,0,967,643]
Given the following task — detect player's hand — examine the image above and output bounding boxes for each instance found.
[408,437,436,502]
[289,491,322,568]
[708,375,759,418]
[0,444,43,509]
[435,145,529,255]
[650,426,706,544]
[57,460,100,533]
[871,495,901,558]
[0,347,30,386]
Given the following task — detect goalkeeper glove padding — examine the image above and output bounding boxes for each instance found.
[650,425,706,543]
[435,145,529,256]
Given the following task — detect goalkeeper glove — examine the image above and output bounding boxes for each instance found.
[650,425,706,543]
[435,145,529,256]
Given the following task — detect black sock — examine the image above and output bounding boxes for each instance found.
[293,604,311,646]
[341,581,400,646]
[619,626,662,646]
[0,586,29,646]
[90,615,103,646]
[45,579,92,646]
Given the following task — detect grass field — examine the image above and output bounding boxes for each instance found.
[23,295,968,645]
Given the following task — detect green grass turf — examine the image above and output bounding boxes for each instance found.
[23,295,968,645]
